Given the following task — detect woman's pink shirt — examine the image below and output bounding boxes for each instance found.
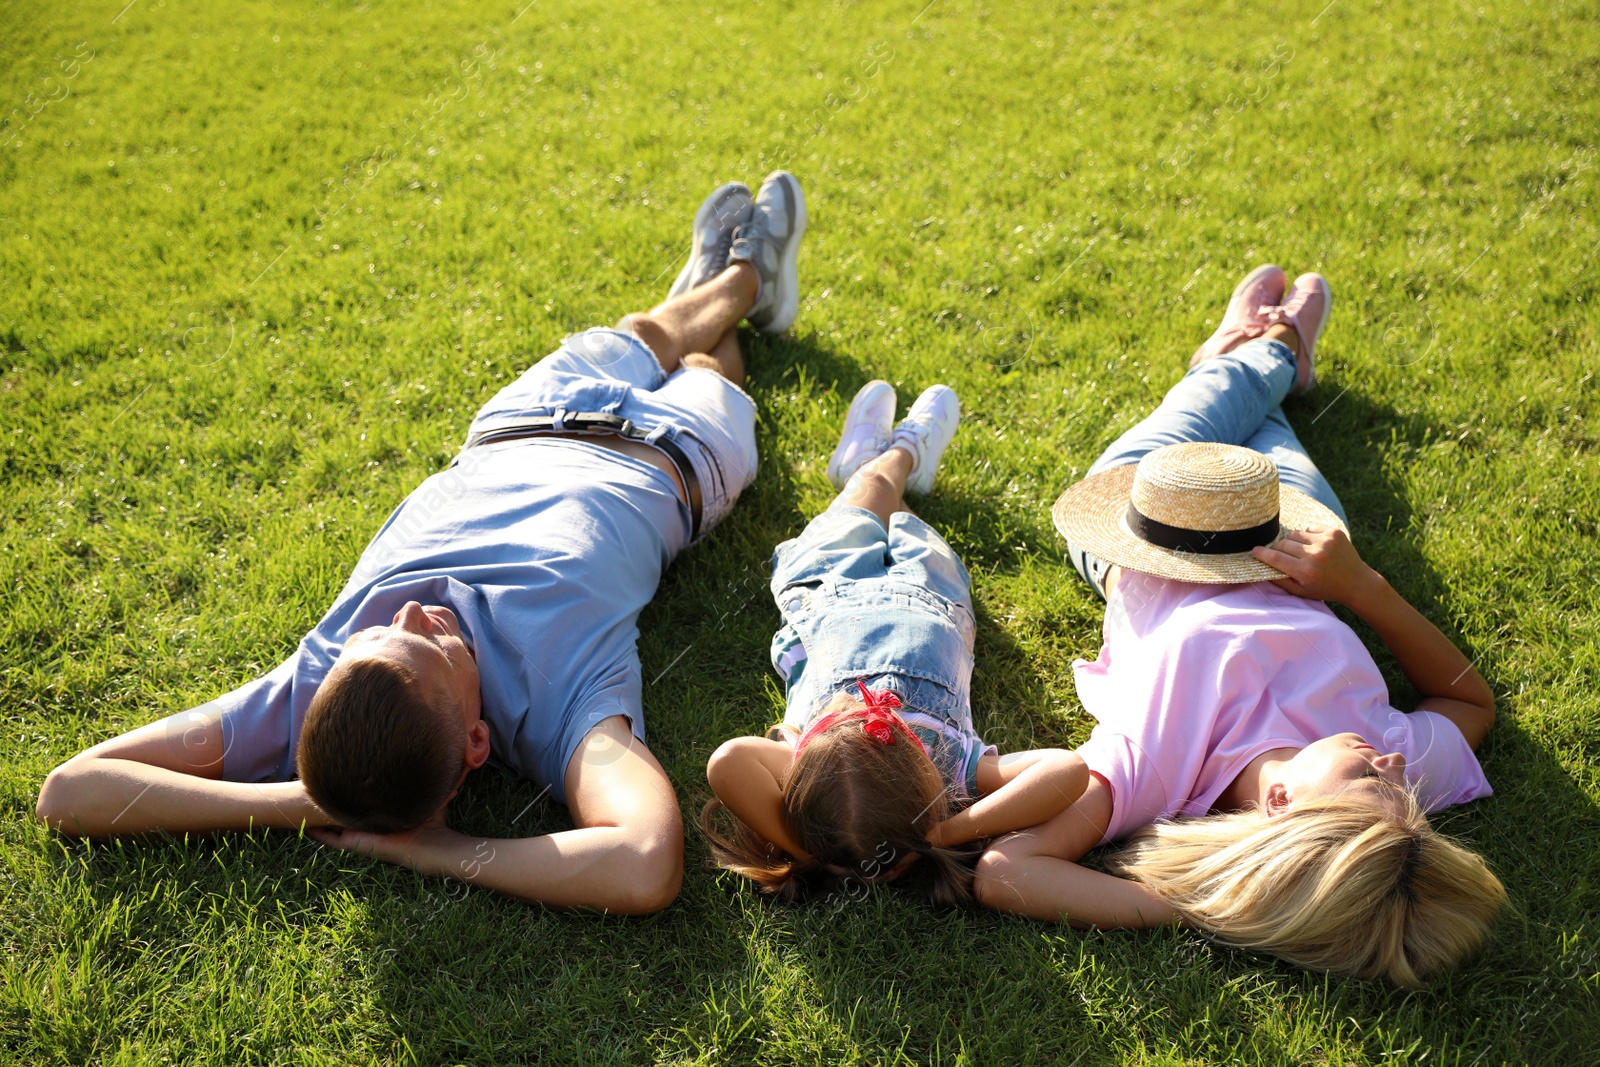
[1074,571,1491,844]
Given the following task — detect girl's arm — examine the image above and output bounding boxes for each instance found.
[1253,528,1496,748]
[973,775,1179,927]
[704,735,812,860]
[927,749,1089,848]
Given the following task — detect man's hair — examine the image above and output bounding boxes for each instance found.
[701,691,979,906]
[1104,791,1506,986]
[296,656,467,833]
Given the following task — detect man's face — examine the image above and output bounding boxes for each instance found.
[1273,732,1409,815]
[341,602,483,734]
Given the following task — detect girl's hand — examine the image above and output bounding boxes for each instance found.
[1251,528,1384,608]
[933,749,1089,848]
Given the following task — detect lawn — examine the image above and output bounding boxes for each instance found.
[2,0,1598,1063]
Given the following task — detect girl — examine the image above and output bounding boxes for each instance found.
[974,266,1506,986]
[703,383,1088,904]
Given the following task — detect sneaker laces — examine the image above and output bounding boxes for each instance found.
[1256,304,1304,360]
[729,226,771,306]
[843,420,886,456]
[708,227,734,270]
[834,428,883,478]
[889,423,926,467]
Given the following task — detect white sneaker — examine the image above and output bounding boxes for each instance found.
[729,171,806,333]
[667,182,754,300]
[827,380,898,488]
[888,385,960,495]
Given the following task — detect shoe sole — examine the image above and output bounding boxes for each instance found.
[668,182,752,300]
[826,379,897,488]
[754,172,807,334]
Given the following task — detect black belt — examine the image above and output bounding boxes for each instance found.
[459,412,702,540]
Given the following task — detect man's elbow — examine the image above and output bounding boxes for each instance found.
[605,831,684,916]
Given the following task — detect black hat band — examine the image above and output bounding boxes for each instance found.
[1125,502,1280,555]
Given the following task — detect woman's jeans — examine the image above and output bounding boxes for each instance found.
[1069,338,1349,599]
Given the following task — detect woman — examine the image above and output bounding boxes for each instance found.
[973,267,1505,986]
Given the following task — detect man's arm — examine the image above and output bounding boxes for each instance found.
[36,706,334,836]
[310,716,684,915]
[1253,528,1497,748]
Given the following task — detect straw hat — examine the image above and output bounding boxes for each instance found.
[1051,442,1348,584]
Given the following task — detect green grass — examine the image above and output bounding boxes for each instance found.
[2,0,1598,1062]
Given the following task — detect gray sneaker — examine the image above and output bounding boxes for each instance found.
[729,171,806,333]
[667,182,754,300]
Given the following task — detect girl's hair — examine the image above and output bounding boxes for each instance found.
[701,692,978,906]
[1104,790,1505,987]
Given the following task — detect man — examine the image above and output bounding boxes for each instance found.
[36,171,808,915]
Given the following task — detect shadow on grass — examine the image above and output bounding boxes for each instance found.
[1291,384,1600,1058]
[967,592,1083,753]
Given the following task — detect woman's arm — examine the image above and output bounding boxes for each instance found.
[36,707,335,836]
[704,734,811,860]
[312,716,684,915]
[927,749,1089,848]
[1253,528,1496,748]
[973,775,1179,927]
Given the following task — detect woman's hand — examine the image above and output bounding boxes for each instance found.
[1257,530,1497,749]
[1251,527,1385,609]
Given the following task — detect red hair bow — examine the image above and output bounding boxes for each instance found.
[857,681,902,745]
[793,682,926,756]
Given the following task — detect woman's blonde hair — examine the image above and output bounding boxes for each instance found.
[701,692,978,906]
[1104,791,1505,987]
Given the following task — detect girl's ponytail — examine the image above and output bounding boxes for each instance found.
[915,839,978,908]
[700,797,823,901]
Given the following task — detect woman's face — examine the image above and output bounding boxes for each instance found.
[1271,733,1408,814]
